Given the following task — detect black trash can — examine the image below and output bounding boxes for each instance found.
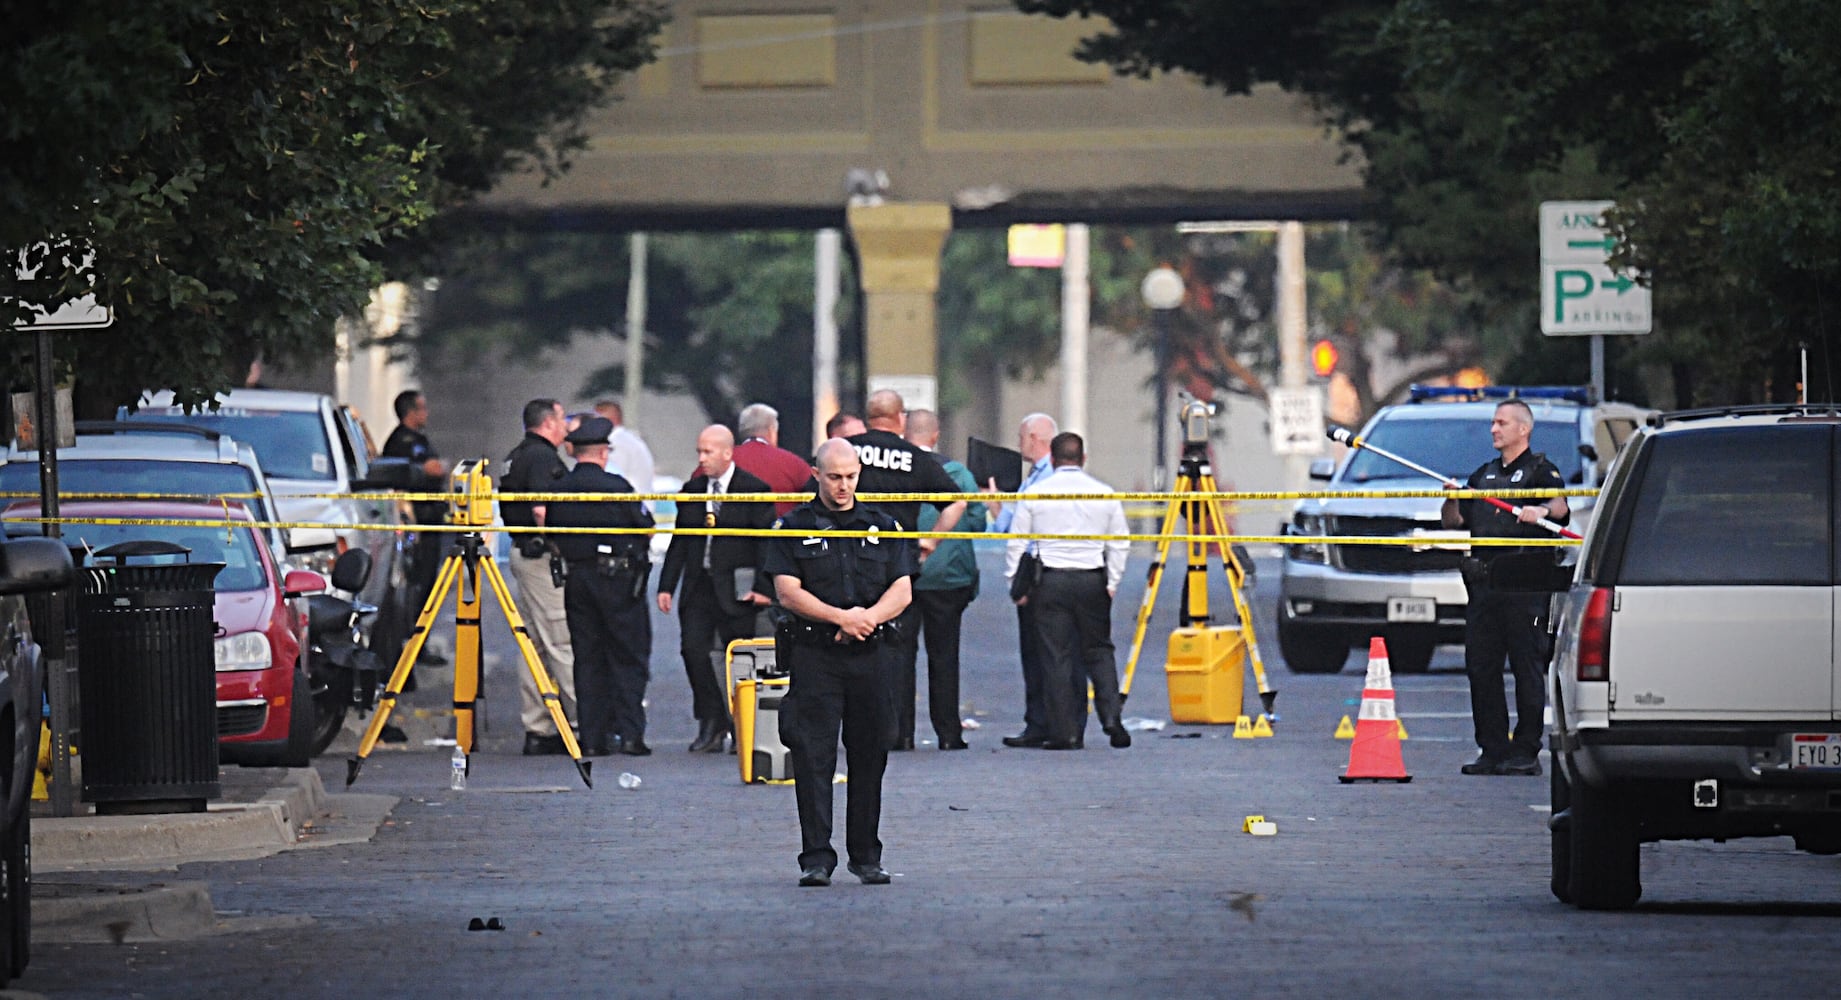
[76,540,224,814]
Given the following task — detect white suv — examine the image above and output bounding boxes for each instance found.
[1546,405,1841,909]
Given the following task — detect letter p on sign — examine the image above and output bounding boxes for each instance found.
[1554,269,1595,323]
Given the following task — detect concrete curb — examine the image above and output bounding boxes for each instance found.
[32,767,396,942]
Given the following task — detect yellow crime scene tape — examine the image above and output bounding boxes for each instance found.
[1,485,1593,547]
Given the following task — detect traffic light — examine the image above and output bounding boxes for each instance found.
[1310,339,1339,378]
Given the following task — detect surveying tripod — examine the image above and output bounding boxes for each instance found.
[1121,404,1277,718]
[347,460,593,789]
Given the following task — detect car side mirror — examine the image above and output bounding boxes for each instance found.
[1308,458,1335,481]
[354,457,415,490]
[1487,551,1574,593]
[283,569,328,598]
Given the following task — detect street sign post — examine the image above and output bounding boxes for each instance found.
[1269,386,1326,456]
[1539,201,1651,400]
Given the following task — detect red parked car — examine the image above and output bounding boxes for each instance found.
[6,500,325,766]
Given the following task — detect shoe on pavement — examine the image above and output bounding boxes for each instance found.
[798,866,832,887]
[937,739,969,751]
[380,724,409,745]
[1461,755,1505,775]
[522,732,565,756]
[847,863,891,885]
[620,737,653,757]
[1498,756,1543,776]
[1105,725,1131,749]
[1001,732,1047,748]
[890,736,915,751]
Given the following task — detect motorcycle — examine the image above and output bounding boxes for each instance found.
[305,549,387,756]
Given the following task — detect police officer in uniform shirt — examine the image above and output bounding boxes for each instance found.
[499,399,578,756]
[843,389,965,750]
[763,439,916,887]
[1440,398,1570,777]
[382,390,450,664]
[546,416,655,757]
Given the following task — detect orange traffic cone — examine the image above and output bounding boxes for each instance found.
[1339,637,1412,783]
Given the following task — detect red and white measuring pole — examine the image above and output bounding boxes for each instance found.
[1325,425,1581,540]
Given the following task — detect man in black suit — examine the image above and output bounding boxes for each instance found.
[657,424,777,752]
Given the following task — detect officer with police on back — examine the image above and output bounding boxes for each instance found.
[763,438,916,888]
[546,415,655,757]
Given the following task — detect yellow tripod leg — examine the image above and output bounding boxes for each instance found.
[1121,479,1190,698]
[479,556,593,787]
[1182,482,1212,626]
[452,544,483,758]
[347,549,463,785]
[1200,480,1278,718]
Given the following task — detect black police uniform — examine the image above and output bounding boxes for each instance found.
[845,427,962,749]
[500,430,568,558]
[1453,448,1569,766]
[546,456,654,756]
[761,498,916,877]
[382,423,447,609]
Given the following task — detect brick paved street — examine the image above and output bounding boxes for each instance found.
[25,548,1841,998]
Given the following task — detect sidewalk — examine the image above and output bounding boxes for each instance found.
[32,765,396,943]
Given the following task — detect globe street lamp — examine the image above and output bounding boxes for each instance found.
[1140,266,1185,490]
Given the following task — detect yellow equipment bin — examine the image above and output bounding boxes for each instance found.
[727,638,791,784]
[1164,626,1247,724]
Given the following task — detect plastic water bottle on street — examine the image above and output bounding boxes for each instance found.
[617,772,641,790]
[450,746,468,790]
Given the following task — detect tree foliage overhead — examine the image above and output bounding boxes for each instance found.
[1018,0,1841,405]
[0,0,666,410]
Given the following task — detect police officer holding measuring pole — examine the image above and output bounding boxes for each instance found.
[763,438,916,887]
[1440,397,1569,777]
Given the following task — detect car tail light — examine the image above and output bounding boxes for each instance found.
[1577,586,1613,681]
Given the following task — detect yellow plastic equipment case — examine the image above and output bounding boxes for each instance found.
[1164,626,1247,724]
[727,637,791,784]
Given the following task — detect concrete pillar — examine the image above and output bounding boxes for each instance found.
[846,202,952,412]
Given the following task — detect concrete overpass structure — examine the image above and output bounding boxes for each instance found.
[403,3,1366,493]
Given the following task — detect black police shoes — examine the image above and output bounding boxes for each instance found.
[1460,755,1504,775]
[798,866,832,887]
[620,737,653,757]
[847,863,891,885]
[688,719,729,753]
[890,736,915,752]
[1105,724,1132,749]
[1498,756,1543,776]
[522,732,566,756]
[1001,732,1047,748]
[1040,739,1082,750]
[380,723,409,745]
[938,738,969,751]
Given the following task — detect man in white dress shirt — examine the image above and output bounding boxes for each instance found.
[1004,432,1131,750]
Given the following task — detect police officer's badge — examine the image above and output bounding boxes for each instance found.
[1511,469,1524,483]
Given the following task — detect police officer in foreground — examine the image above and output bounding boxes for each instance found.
[546,415,656,757]
[499,398,577,756]
[1440,398,1569,777]
[763,438,916,887]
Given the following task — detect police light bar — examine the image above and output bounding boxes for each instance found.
[1406,384,1594,405]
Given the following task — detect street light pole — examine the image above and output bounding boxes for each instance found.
[1141,266,1185,491]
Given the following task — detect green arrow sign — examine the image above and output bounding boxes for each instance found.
[1567,237,1617,252]
[1602,274,1636,294]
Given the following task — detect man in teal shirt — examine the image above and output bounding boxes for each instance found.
[895,409,987,750]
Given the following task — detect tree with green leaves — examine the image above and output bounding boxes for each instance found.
[1,0,666,411]
[1018,0,1841,405]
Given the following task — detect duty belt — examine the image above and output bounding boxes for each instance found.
[568,554,646,575]
[778,617,901,648]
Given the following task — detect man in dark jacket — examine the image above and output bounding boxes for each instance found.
[896,409,985,750]
[657,424,777,752]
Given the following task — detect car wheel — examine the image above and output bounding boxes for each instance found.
[1569,777,1641,910]
[1549,764,1573,904]
[1276,618,1350,674]
[0,808,27,983]
[308,661,352,758]
[1385,627,1437,674]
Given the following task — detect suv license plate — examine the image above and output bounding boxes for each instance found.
[1387,597,1435,623]
[1792,733,1841,769]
